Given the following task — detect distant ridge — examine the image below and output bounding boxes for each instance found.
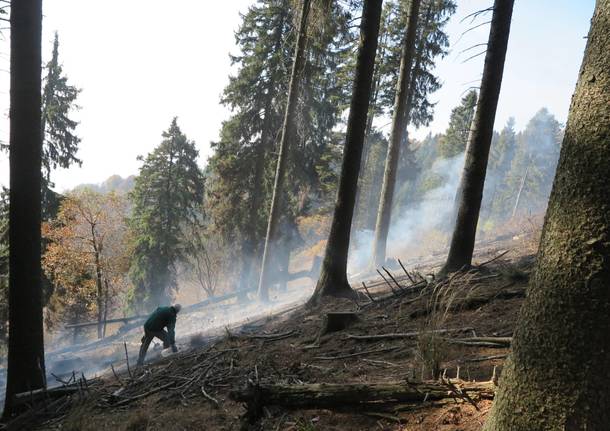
[72,174,136,194]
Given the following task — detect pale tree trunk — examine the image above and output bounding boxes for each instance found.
[239,8,287,296]
[371,0,421,268]
[511,163,529,218]
[440,0,514,274]
[102,278,110,338]
[4,0,45,417]
[91,226,104,339]
[484,2,610,429]
[257,0,311,302]
[308,0,383,306]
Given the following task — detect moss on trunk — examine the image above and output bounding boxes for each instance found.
[484,1,610,429]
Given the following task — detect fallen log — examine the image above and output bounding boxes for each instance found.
[13,377,101,406]
[230,380,495,421]
[13,386,79,405]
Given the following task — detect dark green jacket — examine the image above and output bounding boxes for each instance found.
[144,306,177,344]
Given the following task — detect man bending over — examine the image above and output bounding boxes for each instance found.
[137,303,181,366]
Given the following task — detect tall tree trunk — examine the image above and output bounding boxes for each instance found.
[371,0,421,268]
[91,226,104,339]
[353,30,386,231]
[257,0,311,301]
[484,2,610,428]
[4,0,45,417]
[102,278,110,338]
[307,0,383,306]
[239,8,287,296]
[440,0,514,274]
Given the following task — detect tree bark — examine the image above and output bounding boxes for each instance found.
[483,1,610,429]
[441,0,514,274]
[257,0,311,302]
[4,0,45,417]
[372,0,421,268]
[307,0,383,306]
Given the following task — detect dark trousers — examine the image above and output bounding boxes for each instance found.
[137,329,170,365]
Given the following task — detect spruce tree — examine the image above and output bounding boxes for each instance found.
[41,32,81,217]
[129,118,204,308]
[208,0,353,297]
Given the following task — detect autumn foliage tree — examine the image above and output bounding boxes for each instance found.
[43,189,131,338]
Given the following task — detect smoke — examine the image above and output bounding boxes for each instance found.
[348,154,465,275]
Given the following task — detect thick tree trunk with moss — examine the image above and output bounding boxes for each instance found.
[483,2,610,429]
[371,0,421,268]
[4,0,46,417]
[257,0,311,302]
[307,0,383,306]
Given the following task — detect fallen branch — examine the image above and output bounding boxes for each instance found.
[460,354,508,363]
[346,327,474,342]
[476,250,511,267]
[240,330,295,340]
[448,337,511,348]
[201,385,219,408]
[382,267,405,292]
[361,282,376,303]
[314,346,398,361]
[397,259,415,284]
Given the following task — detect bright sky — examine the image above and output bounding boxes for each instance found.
[0,0,595,192]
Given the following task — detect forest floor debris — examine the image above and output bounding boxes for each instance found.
[4,245,534,430]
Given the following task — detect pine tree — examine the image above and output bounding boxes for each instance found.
[129,118,204,308]
[437,90,478,160]
[484,1,610,426]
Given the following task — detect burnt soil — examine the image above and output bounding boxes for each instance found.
[8,248,534,431]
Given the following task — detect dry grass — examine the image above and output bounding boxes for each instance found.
[416,270,482,379]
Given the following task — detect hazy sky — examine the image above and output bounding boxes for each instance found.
[0,0,595,191]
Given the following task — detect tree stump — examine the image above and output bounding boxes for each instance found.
[318,312,359,338]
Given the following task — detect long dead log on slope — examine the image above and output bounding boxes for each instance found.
[231,380,495,421]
